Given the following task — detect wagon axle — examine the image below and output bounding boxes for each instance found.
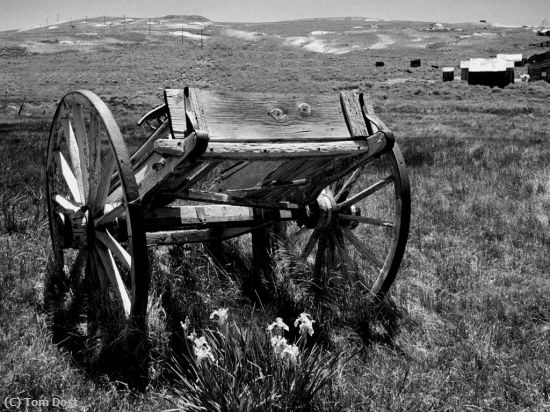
[298,192,361,230]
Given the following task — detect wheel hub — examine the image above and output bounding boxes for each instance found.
[54,204,126,250]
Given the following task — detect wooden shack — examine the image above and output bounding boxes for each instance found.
[468,58,511,88]
[527,51,550,82]
[460,60,469,80]
[442,67,454,82]
[496,53,523,67]
[410,59,421,68]
[375,61,385,67]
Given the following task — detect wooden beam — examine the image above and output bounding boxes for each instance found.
[201,141,368,160]
[143,204,293,231]
[146,226,263,245]
[106,132,208,204]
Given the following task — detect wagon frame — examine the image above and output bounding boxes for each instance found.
[45,86,410,378]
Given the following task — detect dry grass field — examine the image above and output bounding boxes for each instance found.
[1,15,550,410]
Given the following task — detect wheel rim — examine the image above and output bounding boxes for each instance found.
[290,144,410,299]
[46,90,150,334]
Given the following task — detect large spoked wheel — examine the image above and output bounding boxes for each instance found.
[46,91,150,373]
[289,144,410,300]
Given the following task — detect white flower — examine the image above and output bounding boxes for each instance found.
[180,316,191,331]
[210,308,229,325]
[282,344,299,365]
[270,335,288,358]
[267,317,289,334]
[187,330,197,342]
[294,313,315,337]
[192,336,215,363]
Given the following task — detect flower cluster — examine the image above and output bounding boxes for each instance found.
[267,313,315,365]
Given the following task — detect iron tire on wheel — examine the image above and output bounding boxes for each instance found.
[46,90,150,385]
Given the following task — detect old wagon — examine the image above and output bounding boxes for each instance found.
[46,87,410,358]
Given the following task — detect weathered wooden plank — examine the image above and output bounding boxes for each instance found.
[164,89,187,138]
[186,87,208,131]
[191,90,351,141]
[146,226,262,245]
[143,204,256,231]
[202,140,368,160]
[153,138,188,156]
[340,90,369,138]
[176,189,302,209]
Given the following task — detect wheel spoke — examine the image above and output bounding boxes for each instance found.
[94,203,124,227]
[334,228,354,269]
[70,250,88,278]
[95,229,131,270]
[69,104,90,201]
[89,149,115,216]
[337,175,393,211]
[53,194,80,213]
[334,168,361,201]
[95,246,131,319]
[342,227,383,271]
[338,214,394,228]
[61,117,86,203]
[313,234,328,277]
[53,150,82,204]
[299,229,319,261]
[289,225,309,241]
[87,113,102,204]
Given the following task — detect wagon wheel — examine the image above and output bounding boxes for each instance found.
[46,90,150,379]
[289,144,410,300]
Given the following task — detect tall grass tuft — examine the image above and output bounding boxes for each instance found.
[168,309,349,411]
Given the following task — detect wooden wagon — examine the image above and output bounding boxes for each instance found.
[46,87,410,356]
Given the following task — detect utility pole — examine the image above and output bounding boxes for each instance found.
[201,29,203,50]
[181,26,184,44]
[148,18,151,35]
[123,15,126,30]
[85,16,87,27]
[57,14,59,23]
[46,17,48,26]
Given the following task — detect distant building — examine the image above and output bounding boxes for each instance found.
[460,60,469,80]
[496,53,524,67]
[410,59,421,68]
[442,67,454,82]
[468,58,512,87]
[527,51,550,82]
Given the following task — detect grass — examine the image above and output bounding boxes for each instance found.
[1,16,550,410]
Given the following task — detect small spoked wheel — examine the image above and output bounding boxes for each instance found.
[289,144,410,300]
[46,90,150,381]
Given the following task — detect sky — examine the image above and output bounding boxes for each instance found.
[1,0,549,31]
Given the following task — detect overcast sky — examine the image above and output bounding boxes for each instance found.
[1,0,549,31]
